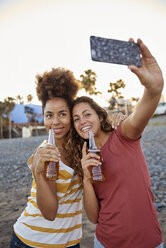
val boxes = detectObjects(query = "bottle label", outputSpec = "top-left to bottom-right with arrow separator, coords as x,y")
88,149 -> 105,183
46,129 -> 59,180
46,161 -> 59,180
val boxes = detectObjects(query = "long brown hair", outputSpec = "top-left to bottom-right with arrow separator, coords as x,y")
70,96 -> 113,171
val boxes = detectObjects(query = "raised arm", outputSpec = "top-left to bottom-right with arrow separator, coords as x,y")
81,142 -> 99,224
121,38 -> 164,139
32,145 -> 60,221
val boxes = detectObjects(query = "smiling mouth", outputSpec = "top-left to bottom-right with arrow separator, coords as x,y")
81,126 -> 93,133
53,128 -> 64,134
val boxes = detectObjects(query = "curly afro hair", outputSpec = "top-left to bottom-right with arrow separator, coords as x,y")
36,67 -> 80,112
35,68 -> 83,177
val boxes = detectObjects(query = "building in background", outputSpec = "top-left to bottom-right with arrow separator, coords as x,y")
11,104 -> 43,124
5,104 -> 46,138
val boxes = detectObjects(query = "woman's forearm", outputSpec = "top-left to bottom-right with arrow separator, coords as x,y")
35,174 -> 58,221
83,179 -> 99,224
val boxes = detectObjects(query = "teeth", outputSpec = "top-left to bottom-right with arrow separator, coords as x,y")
54,128 -> 63,132
81,126 -> 92,132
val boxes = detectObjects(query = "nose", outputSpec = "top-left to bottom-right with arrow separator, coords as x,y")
79,116 -> 86,125
52,115 -> 60,127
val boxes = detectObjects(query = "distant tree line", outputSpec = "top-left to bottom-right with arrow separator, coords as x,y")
79,69 -> 138,106
0,70 -> 139,139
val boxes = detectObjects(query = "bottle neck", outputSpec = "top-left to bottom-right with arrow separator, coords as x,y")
48,129 -> 55,145
89,131 -> 97,149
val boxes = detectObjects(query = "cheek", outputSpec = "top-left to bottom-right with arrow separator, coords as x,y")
44,117 -> 48,126
44,117 -> 50,124
44,118 -> 51,130
73,122 -> 79,132
64,118 -> 71,130
44,124 -> 50,132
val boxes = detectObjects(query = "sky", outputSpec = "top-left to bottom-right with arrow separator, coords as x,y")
0,0 -> 166,107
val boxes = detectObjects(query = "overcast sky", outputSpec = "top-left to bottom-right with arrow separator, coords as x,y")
0,0 -> 166,106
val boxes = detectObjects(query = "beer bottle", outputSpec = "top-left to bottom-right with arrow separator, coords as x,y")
46,129 -> 59,180
88,131 -> 105,183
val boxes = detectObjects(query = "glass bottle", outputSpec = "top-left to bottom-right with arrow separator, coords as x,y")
88,131 -> 105,183
46,129 -> 59,180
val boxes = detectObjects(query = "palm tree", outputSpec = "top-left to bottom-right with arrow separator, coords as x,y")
0,101 -> 6,139
16,95 -> 24,104
27,94 -> 33,103
108,79 -> 126,111
26,94 -> 33,123
80,69 -> 101,96
4,97 -> 15,138
108,79 -> 126,97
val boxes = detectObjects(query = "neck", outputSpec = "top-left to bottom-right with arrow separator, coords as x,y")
54,138 -> 65,149
95,131 -> 111,148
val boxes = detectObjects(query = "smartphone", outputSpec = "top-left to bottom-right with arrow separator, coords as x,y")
90,36 -> 142,67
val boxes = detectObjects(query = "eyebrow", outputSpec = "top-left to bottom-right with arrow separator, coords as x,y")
59,110 -> 68,113
45,111 -> 52,114
73,109 -> 89,117
45,110 -> 68,114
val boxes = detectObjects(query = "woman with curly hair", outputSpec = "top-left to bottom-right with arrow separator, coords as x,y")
10,68 -> 83,248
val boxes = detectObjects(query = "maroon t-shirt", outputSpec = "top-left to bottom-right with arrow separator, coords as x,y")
93,123 -> 163,248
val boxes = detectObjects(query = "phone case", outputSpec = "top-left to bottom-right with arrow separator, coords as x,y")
90,36 -> 141,67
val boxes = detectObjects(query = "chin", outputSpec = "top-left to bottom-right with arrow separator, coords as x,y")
81,132 -> 89,140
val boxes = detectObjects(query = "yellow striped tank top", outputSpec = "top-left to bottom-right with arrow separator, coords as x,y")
13,140 -> 83,248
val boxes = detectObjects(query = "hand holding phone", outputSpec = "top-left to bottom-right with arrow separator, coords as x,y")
90,36 -> 142,67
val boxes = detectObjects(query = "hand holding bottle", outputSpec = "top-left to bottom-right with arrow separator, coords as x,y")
88,131 -> 105,183
32,144 -> 60,179
81,131 -> 105,183
81,142 -> 101,182
46,129 -> 60,180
